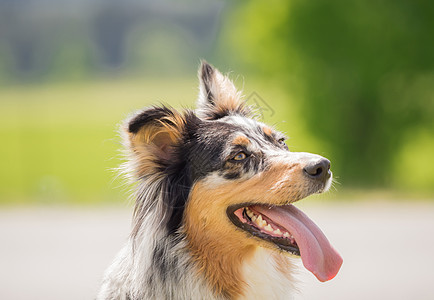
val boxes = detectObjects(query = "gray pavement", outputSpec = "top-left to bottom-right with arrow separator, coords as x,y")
1,201 -> 433,300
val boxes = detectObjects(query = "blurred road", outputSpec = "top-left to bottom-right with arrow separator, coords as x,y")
1,201 -> 433,300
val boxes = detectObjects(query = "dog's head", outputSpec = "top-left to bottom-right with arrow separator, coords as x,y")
124,62 -> 342,296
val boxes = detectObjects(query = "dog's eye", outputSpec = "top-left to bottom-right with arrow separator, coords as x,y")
232,152 -> 248,161
278,138 -> 288,149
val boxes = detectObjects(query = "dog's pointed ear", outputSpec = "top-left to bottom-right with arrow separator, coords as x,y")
124,106 -> 186,177
197,61 -> 250,120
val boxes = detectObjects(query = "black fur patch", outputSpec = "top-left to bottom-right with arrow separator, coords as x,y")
200,61 -> 215,104
223,172 -> 242,180
128,106 -> 178,133
151,238 -> 180,280
203,109 -> 233,121
156,113 -> 199,234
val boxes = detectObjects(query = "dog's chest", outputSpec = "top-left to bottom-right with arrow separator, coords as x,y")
240,248 -> 296,300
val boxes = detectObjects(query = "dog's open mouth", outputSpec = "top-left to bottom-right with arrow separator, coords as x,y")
227,203 -> 343,282
228,205 -> 301,255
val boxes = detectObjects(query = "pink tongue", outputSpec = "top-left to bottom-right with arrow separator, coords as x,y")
253,204 -> 343,282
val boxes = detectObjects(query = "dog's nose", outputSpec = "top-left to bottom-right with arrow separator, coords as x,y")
303,158 -> 331,182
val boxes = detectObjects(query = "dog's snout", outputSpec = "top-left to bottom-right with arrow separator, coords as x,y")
303,158 -> 331,182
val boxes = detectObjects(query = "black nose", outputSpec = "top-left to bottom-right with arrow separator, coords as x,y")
303,158 -> 331,182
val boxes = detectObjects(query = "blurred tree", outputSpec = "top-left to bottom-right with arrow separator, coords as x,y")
92,2 -> 138,69
222,0 -> 434,187
0,1 -> 55,77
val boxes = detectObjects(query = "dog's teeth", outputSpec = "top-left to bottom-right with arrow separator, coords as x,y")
274,228 -> 282,235
264,224 -> 274,232
283,232 -> 290,238
253,214 -> 270,229
254,217 -> 263,227
246,209 -> 254,218
258,216 -> 266,228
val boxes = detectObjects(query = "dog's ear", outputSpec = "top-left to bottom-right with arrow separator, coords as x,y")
197,61 -> 250,120
125,106 -> 186,177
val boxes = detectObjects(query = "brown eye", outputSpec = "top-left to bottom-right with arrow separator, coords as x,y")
233,152 -> 247,161
278,138 -> 288,149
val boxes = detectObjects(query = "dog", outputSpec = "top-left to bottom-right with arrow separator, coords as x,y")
97,62 -> 343,300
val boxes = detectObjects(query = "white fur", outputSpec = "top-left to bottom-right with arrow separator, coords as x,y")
241,248 -> 297,300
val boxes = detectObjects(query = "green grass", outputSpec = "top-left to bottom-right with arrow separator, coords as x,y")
0,78 -> 200,204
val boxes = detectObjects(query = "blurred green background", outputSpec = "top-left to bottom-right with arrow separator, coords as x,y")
1,0 -> 433,205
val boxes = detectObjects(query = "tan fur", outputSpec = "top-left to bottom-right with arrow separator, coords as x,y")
232,136 -> 250,147
127,111 -> 186,178
183,162 -> 309,298
210,71 -> 244,113
184,202 -> 255,298
212,98 -> 247,119
263,126 -> 273,137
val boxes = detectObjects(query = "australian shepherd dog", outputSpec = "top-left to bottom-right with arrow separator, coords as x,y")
97,62 -> 343,300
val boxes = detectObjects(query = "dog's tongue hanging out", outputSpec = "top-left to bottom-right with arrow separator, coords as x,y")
253,204 -> 343,282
